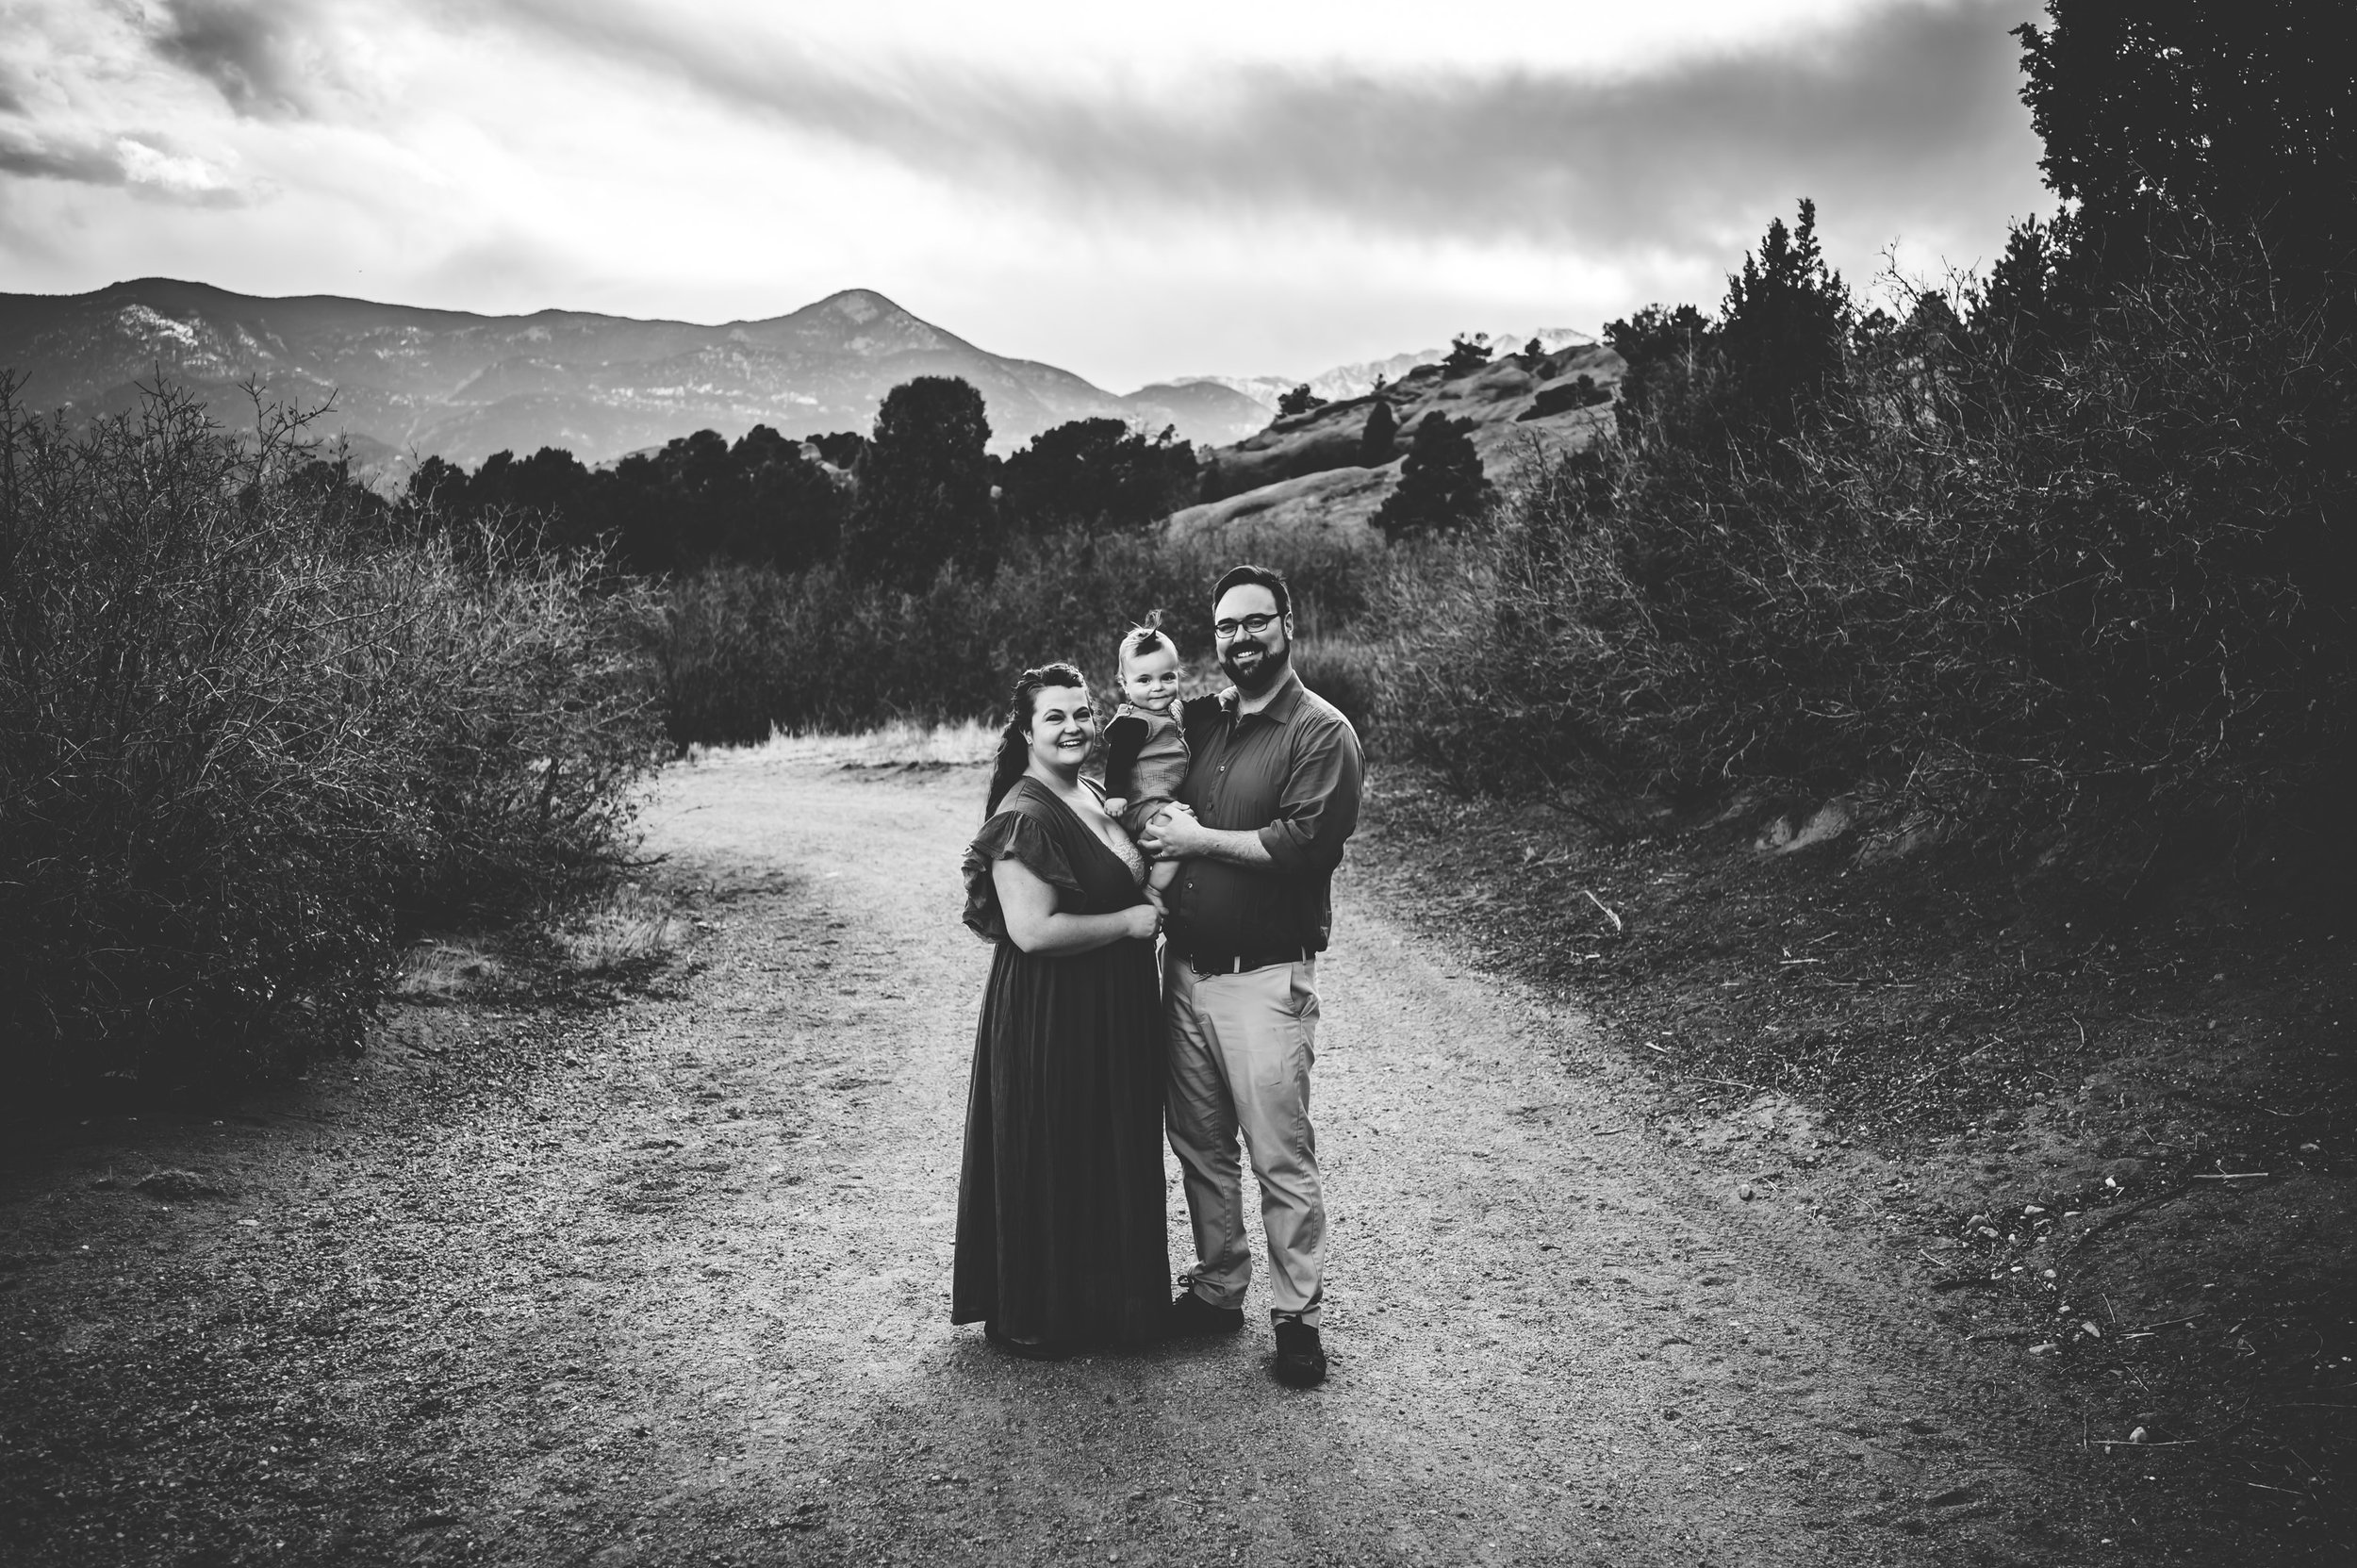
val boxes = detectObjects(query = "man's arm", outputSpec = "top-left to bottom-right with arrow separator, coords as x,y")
1143,715 -> 1362,869
1140,805 -> 1271,867
1253,717 -> 1363,874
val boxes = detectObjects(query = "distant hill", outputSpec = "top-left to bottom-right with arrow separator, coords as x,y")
1176,327 -> 1595,411
1169,341 -> 1624,544
0,280 -> 1270,469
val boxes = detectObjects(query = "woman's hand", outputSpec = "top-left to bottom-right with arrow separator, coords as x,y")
1118,901 -> 1162,942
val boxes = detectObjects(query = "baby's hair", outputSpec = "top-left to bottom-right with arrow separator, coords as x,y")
1117,611 -> 1173,674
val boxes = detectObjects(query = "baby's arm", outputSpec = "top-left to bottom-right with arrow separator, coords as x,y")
1103,713 -> 1149,802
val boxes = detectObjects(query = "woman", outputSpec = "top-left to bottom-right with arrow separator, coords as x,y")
954,663 -> 1170,1357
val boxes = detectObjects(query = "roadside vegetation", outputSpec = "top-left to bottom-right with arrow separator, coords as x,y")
0,383 -> 662,1096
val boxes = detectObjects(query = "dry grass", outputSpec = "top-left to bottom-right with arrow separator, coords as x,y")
553,883 -> 690,974
389,940 -> 507,1001
696,718 -> 997,768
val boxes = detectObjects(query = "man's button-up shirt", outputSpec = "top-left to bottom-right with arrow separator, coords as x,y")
1167,671 -> 1364,957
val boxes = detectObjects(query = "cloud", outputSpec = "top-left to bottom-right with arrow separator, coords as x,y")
0,124 -> 254,206
149,0 -> 322,119
0,127 -> 124,184
0,58 -> 31,117
115,137 -> 254,205
483,0 -> 2042,259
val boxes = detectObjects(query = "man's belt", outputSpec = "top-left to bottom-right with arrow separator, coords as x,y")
1181,946 -> 1310,977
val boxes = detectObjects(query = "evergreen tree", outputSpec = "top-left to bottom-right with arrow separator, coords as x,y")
840,376 -> 997,590
1372,414 -> 1492,540
2015,1 -> 2353,274
1442,333 -> 1493,376
1717,198 -> 1852,431
1359,398 -> 1398,466
1277,384 -> 1327,418
999,417 -> 1196,535
1602,303 -> 1714,432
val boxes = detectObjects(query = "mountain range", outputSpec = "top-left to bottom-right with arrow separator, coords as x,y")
0,280 -> 1279,469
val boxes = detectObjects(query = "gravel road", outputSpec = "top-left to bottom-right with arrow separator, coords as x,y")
2,751 -> 2135,1564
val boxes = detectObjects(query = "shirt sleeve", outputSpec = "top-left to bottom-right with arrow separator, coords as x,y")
1254,715 -> 1363,874
962,806 -> 1081,942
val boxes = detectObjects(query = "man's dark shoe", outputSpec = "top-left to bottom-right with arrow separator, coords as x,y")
1165,1290 -> 1245,1338
1272,1318 -> 1327,1388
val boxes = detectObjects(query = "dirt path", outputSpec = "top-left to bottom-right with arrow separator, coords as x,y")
3,753 -> 2147,1564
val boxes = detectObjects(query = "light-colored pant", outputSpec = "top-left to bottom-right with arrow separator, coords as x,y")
1163,952 -> 1325,1327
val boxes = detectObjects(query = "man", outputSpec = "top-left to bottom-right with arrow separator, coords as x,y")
1140,564 -> 1363,1389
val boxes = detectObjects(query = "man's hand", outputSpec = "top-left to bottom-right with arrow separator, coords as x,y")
1140,803 -> 1275,869
1138,804 -> 1200,859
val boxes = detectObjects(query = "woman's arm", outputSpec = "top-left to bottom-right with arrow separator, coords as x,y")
993,856 -> 1160,955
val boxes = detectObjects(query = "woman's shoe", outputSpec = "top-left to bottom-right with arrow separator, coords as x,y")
983,1321 -> 1068,1361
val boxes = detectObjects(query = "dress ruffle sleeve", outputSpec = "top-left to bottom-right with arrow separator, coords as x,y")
962,805 -> 1084,942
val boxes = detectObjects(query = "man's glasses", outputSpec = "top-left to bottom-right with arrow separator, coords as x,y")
1213,612 -> 1281,640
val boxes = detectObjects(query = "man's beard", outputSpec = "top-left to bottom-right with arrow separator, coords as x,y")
1220,637 -> 1291,695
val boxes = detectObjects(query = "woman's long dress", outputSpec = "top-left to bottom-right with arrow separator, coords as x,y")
953,777 -> 1169,1347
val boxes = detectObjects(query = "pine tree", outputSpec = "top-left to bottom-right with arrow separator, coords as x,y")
1442,333 -> 1493,376
839,376 -> 997,590
1359,398 -> 1398,466
1717,198 -> 1852,430
1371,414 -> 1492,540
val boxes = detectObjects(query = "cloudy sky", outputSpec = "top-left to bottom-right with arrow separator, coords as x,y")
0,0 -> 2050,389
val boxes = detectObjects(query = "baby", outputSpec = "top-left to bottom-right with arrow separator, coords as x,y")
1100,620 -> 1189,898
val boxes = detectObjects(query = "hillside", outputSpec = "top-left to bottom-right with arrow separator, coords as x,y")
1169,341 -> 1623,541
0,281 -> 1270,467
1178,326 -> 1594,410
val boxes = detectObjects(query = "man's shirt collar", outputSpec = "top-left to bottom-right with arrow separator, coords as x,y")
1218,670 -> 1305,727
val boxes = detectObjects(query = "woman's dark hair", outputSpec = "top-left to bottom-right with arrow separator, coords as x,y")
986,661 -> 1088,815
1212,562 -> 1290,619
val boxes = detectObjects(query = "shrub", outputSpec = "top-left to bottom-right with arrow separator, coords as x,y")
0,382 -> 662,1092
653,521 -> 1376,743
1291,639 -> 1380,744
1376,227 -> 2357,844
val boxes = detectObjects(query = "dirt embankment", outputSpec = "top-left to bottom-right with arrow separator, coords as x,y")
1359,769 -> 2355,1560
0,747 -> 2332,1565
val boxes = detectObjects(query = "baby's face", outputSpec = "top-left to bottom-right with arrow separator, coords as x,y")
1120,646 -> 1181,713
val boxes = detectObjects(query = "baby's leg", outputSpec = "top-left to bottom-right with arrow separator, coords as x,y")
1148,856 -> 1180,895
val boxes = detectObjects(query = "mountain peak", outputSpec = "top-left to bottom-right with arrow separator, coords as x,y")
813,288 -> 905,325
